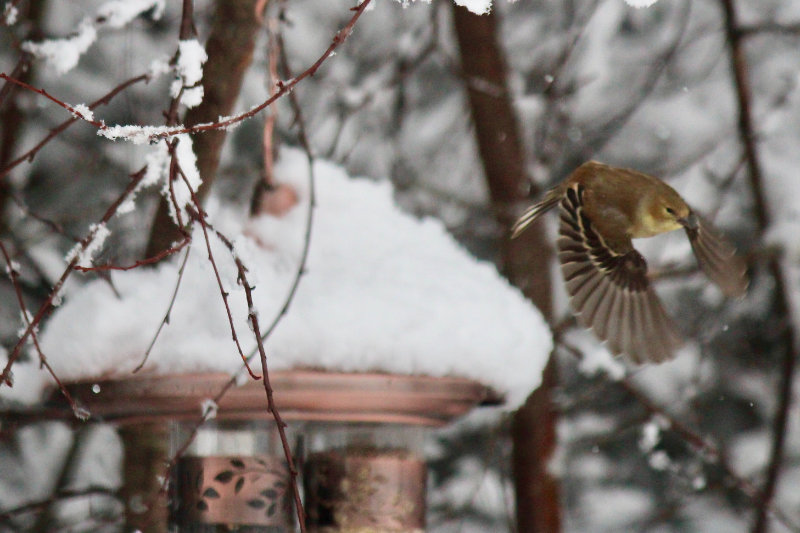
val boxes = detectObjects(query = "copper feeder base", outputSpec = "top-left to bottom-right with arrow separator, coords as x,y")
51,371 -> 500,532
57,369 -> 500,426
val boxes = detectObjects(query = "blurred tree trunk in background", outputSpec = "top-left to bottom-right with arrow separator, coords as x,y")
719,2 -> 799,532
0,0 -> 48,232
451,5 -> 560,532
146,0 -> 261,256
119,423 -> 169,532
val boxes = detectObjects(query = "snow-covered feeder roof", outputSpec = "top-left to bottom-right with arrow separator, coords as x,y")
35,148 -> 552,410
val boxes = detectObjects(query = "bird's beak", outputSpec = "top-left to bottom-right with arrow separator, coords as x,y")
678,213 -> 698,230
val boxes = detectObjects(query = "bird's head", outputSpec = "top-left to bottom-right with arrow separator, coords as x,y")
636,184 -> 694,237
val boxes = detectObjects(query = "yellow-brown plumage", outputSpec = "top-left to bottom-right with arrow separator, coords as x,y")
512,161 -> 748,364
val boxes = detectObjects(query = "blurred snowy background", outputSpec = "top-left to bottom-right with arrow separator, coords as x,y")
2,0 -> 800,531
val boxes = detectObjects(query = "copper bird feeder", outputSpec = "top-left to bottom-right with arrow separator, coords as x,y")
61,369 -> 499,532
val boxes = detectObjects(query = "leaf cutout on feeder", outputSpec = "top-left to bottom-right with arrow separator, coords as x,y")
267,502 -> 277,517
230,458 -> 245,469
196,500 -> 208,511
202,487 -> 221,499
247,498 -> 266,509
261,489 -> 278,500
234,477 -> 245,494
214,470 -> 234,483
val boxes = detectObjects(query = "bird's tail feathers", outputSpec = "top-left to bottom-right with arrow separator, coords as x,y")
511,188 -> 562,238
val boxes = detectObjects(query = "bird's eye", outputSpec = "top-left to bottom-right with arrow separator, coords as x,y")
665,207 -> 675,215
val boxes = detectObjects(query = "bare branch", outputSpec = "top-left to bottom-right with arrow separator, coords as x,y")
0,241 -> 85,418
107,0 -> 374,144
737,22 -> 800,37
0,73 -> 107,129
133,244 -> 192,373
73,238 -> 190,273
0,167 -> 149,399
558,339 -> 800,532
173,157 -> 261,381
719,2 -> 799,532
0,486 -> 119,523
0,73 -> 150,180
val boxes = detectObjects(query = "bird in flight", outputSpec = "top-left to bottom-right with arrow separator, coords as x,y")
512,161 -> 748,364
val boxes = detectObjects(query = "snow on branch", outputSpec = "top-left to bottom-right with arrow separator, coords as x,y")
96,0 -> 165,28
171,39 -> 208,109
97,124 -> 181,144
623,0 -> 660,7
95,0 -> 375,144
64,223 -> 111,269
166,135 -> 202,226
20,20 -> 97,76
2,1 -> 18,26
451,0 -> 492,15
399,0 -> 494,15
20,0 -> 165,75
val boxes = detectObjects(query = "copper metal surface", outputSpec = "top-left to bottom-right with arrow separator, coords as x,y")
304,448 -> 426,533
173,455 -> 291,528
57,370 -> 500,426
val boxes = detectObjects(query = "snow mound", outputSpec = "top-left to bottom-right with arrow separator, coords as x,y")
34,148 -> 551,410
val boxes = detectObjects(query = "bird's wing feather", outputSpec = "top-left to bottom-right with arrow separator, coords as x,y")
685,214 -> 748,298
558,184 -> 683,364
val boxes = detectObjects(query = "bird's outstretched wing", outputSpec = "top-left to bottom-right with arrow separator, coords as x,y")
558,184 -> 683,364
685,214 -> 748,298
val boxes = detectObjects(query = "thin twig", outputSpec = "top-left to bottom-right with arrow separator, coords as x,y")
622,377 -> 799,531
0,0 -> 372,148
106,0 -> 373,143
737,22 -> 800,37
532,1 -> 600,170
323,4 -> 440,161
133,242 -> 192,373
584,0 -> 692,160
73,238 -> 190,273
255,0 -> 318,349
171,154 -> 260,380
194,213 -> 306,528
0,73 -> 150,179
0,486 -> 119,523
0,53 -> 32,108
0,73 -> 107,129
127,0 -> 198,375
0,167 -> 149,395
0,241 -> 85,418
558,339 -> 800,532
7,192 -> 77,240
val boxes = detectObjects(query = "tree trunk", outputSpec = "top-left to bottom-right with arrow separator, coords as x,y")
146,0 -> 261,256
451,5 -> 561,532
119,422 -> 169,532
0,0 -> 49,232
